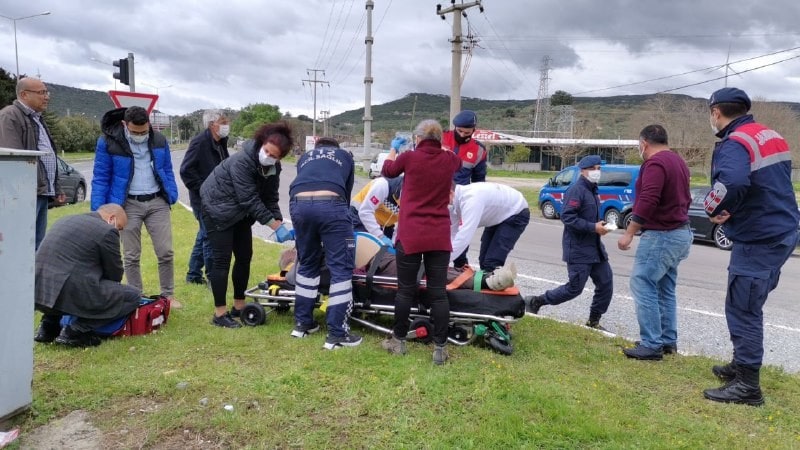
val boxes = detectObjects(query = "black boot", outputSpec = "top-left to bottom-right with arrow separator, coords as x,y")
711,360 -> 737,382
34,315 -> 62,343
54,326 -> 102,348
525,295 -> 546,314
703,364 -> 764,406
585,313 -> 606,331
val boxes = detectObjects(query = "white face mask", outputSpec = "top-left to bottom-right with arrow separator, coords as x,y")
259,149 -> 277,166
130,133 -> 148,144
709,115 -> 719,134
218,124 -> 230,138
587,169 -> 601,183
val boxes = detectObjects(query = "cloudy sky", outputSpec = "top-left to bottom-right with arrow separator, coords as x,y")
2,1 -> 800,117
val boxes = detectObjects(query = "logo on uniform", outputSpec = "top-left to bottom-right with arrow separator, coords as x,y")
466,151 -> 474,159
370,195 -> 379,205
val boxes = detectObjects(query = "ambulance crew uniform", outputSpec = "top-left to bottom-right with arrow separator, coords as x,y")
702,87 -> 799,405
289,138 -> 358,350
350,175 -> 403,244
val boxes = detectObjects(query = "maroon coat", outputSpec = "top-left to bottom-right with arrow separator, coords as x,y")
382,138 -> 461,254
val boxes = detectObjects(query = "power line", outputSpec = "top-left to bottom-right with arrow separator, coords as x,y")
658,53 -> 800,93
313,0 -> 338,69
320,0 -> 355,71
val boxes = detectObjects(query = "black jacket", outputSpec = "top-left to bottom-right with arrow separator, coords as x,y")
560,176 -> 608,263
180,128 -> 229,208
200,142 -> 282,232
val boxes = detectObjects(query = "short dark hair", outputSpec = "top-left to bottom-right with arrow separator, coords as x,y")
315,137 -> 340,148
253,122 -> 294,157
639,124 -> 669,145
712,102 -> 748,119
123,106 -> 149,126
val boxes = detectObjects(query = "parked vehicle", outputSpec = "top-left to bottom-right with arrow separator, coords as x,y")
538,164 -> 640,226
368,151 -> 390,179
49,157 -> 86,208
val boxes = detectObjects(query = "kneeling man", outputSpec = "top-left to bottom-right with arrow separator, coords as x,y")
34,204 -> 142,347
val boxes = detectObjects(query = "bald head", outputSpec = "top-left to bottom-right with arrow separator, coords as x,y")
97,203 -> 127,230
16,77 -> 50,112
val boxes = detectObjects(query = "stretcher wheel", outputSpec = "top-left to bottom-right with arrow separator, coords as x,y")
486,332 -> 513,356
241,303 -> 267,326
274,302 -> 291,313
409,318 -> 434,344
449,326 -> 470,344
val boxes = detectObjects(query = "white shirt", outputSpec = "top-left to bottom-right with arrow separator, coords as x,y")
450,182 -> 529,261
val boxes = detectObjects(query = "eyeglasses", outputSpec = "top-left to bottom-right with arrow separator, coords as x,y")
24,89 -> 50,96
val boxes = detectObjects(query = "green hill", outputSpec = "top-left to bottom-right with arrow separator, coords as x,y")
47,84 -> 116,121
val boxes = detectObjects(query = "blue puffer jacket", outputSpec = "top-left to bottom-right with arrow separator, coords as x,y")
560,176 -> 608,263
91,107 -> 179,210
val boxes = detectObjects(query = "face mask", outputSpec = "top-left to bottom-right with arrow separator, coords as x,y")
129,132 -> 148,144
218,124 -> 230,138
453,132 -> 471,145
259,149 -> 277,166
587,170 -> 601,183
709,115 -> 719,134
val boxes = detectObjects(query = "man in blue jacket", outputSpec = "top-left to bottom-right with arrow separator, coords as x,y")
91,106 -> 180,308
526,155 -> 613,329
701,87 -> 800,406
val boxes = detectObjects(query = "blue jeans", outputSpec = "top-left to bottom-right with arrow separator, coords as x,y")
726,232 -> 798,367
187,205 -> 212,281
629,227 -> 693,350
290,198 -> 355,337
35,196 -> 49,250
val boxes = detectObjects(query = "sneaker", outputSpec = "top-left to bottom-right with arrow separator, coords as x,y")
230,306 -> 242,318
211,312 -> 241,328
54,326 -> 102,348
381,335 -> 407,355
525,295 -> 546,314
323,333 -> 363,350
433,344 -> 449,365
291,321 -> 321,338
623,344 -> 663,361
485,262 -> 517,290
585,319 -> 608,331
635,340 -> 677,354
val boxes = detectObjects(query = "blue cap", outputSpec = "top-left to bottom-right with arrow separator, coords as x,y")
578,155 -> 602,169
453,110 -> 477,128
708,87 -> 751,111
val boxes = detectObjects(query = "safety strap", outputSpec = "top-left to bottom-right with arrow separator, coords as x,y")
473,270 -> 484,292
446,266 -> 475,290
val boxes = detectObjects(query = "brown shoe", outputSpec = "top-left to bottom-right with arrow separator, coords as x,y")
166,296 -> 183,309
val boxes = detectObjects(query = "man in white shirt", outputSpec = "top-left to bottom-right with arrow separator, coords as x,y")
449,182 -> 530,288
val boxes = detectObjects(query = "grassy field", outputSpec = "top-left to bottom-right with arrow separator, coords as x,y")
9,203 -> 800,448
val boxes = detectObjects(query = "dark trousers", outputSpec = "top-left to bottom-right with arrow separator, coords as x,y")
206,218 -> 253,307
187,200 -> 212,281
478,208 -> 530,271
393,242 -> 450,345
290,198 -> 355,337
544,260 -> 613,318
726,232 -> 797,368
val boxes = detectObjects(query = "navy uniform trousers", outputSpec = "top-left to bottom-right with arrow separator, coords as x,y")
290,197 -> 355,337
726,231 -> 798,368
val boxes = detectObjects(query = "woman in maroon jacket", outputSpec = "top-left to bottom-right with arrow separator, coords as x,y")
381,120 -> 462,364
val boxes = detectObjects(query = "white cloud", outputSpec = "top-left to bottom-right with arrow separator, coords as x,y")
2,0 -> 799,117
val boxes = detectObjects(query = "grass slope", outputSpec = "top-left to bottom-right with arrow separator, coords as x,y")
12,204 -> 800,448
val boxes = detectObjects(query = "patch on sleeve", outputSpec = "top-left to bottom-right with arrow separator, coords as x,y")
703,182 -> 727,215
369,195 -> 380,205
567,199 -> 580,208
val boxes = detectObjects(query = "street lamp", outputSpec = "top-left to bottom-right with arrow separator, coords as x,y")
0,11 -> 51,80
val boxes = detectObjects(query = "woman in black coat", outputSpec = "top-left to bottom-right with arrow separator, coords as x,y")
200,123 -> 294,328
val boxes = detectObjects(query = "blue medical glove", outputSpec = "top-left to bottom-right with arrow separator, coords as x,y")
379,235 -> 396,255
275,224 -> 293,243
391,136 -> 408,151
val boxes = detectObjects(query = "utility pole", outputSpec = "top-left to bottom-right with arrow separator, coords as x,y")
436,1 -> 483,126
320,110 -> 330,136
363,0 -> 375,154
302,69 -> 328,137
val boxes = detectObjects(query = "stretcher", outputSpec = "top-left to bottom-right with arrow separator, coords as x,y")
243,233 -> 526,355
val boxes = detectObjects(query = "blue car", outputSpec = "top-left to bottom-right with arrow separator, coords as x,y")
538,164 -> 640,226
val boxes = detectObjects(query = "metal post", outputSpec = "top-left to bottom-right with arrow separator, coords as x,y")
436,2 -> 482,127
127,52 -> 135,92
363,0 -> 374,154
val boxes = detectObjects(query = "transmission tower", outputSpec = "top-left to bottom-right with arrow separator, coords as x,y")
532,56 -> 551,136
552,105 -> 575,138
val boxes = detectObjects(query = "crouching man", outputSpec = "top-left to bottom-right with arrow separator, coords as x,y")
34,204 -> 142,347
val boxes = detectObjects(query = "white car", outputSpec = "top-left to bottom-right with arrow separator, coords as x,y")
368,152 -> 390,179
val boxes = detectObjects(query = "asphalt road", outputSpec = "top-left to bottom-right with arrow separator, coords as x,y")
70,151 -> 800,373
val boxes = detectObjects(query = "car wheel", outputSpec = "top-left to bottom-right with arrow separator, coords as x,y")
73,183 -> 86,204
604,208 -> 620,227
622,212 -> 633,230
713,224 -> 733,250
541,201 -> 557,219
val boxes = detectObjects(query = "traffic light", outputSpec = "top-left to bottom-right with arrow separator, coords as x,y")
113,57 -> 130,85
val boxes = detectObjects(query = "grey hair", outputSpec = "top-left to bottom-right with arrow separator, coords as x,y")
202,109 -> 226,128
413,119 -> 443,142
15,77 -> 35,96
